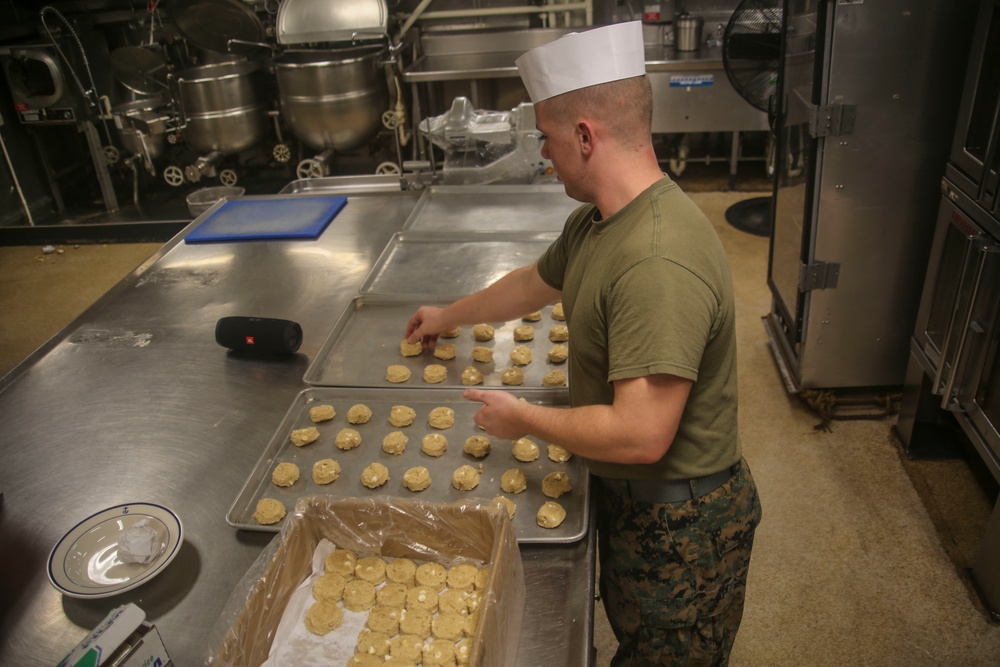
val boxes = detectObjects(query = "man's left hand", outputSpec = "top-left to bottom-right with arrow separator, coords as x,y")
463,388 -> 526,439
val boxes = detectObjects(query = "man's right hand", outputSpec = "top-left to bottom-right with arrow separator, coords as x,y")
405,306 -> 451,347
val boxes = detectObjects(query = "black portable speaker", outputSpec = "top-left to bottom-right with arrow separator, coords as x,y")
215,316 -> 302,354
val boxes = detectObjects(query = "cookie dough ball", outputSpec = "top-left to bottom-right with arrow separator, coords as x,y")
390,634 -> 425,663
399,608 -> 432,639
501,468 -> 527,494
473,568 -> 489,591
551,302 -> 566,321
456,639 -> 472,666
461,366 -> 484,386
343,579 -> 377,612
423,364 -> 448,383
382,431 -> 410,456
271,462 -> 299,487
290,426 -> 319,447
473,324 -> 495,341
428,406 -> 455,429
386,558 -> 417,586
367,606 -> 402,635
415,562 -> 448,591
361,462 -> 389,489
510,345 -> 533,366
347,656 -> 383,667
463,435 -> 492,458
440,326 -> 461,338
549,325 -> 569,342
406,585 -> 439,611
522,310 -> 542,322
513,437 -> 540,462
313,572 -> 347,602
451,464 -> 481,491
494,494 -> 516,519
389,405 -> 417,427
309,404 -> 336,422
356,629 -> 392,658
432,611 -> 468,640
542,369 -> 567,387
304,600 -> 343,635
347,404 -> 373,424
424,640 -> 457,667
513,325 -> 535,341
336,427 -> 362,450
421,433 -> 448,457
536,501 -> 567,528
312,458 -> 342,484
252,498 -> 285,525
386,364 -> 412,383
548,443 -> 573,462
501,367 -> 524,386
447,563 -> 478,592
433,344 -> 457,360
471,346 -> 494,363
402,466 -> 431,492
400,339 -> 423,357
326,549 -> 357,576
439,589 -> 469,614
464,610 -> 481,637
547,344 -> 569,363
382,432 -> 408,455
378,582 -> 408,607
542,471 -> 572,498
356,556 -> 387,584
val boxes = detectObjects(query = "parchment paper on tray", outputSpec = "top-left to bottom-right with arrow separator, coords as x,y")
304,295 -> 570,390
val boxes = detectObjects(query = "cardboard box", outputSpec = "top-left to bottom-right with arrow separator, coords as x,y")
207,496 -> 524,667
58,603 -> 170,667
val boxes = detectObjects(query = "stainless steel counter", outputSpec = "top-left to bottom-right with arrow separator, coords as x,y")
0,180 -> 596,665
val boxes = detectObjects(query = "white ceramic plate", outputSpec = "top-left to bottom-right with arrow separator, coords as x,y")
47,502 -> 183,599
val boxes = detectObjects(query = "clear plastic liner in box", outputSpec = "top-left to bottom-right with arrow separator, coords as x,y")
205,495 -> 524,667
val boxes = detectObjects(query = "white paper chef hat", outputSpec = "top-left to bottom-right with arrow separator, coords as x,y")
515,21 -> 647,104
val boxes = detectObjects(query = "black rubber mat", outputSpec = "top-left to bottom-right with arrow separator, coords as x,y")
725,196 -> 773,237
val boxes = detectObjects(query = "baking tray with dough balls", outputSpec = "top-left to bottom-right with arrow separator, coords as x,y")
304,295 -> 572,390
227,386 -> 588,544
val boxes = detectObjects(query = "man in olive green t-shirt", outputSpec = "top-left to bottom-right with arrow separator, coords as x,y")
405,22 -> 761,667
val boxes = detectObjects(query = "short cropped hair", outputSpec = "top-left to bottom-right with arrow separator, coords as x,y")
541,75 -> 653,148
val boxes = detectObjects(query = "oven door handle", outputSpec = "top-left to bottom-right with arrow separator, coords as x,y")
932,235 -> 976,395
940,237 -> 997,410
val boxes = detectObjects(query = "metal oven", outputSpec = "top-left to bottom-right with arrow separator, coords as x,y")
0,43 -> 91,124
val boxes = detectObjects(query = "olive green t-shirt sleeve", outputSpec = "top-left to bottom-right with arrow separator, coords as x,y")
606,257 -> 719,384
537,231 -> 568,291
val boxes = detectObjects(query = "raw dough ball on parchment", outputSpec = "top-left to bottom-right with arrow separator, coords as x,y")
271,462 -> 299,487
402,466 -> 431,492
252,498 -> 285,525
432,611 -> 468,640
494,494 -> 516,519
424,640 -> 458,667
513,325 -> 535,341
440,326 -> 461,338
343,579 -> 377,612
551,302 -> 565,321
405,585 -> 439,611
289,426 -> 319,447
347,403 -> 373,424
513,437 -> 540,462
309,404 -> 336,422
303,600 -> 342,635
522,310 -> 542,322
463,435 -> 492,458
548,443 -> 573,462
439,588 -> 469,614
543,369 -> 567,387
471,346 -> 494,363
501,367 -> 524,386
549,324 -> 569,342
325,548 -> 357,577
356,555 -> 387,584
542,471 -> 572,498
510,345 -> 533,366
415,562 -> 448,591
387,364 -> 412,383
447,563 -> 478,591
399,608 -> 432,639
428,406 -> 455,429
386,558 -> 418,586
361,462 -> 389,489
312,458 -> 341,484
382,431 -> 409,455
422,433 -> 448,457
400,339 -> 423,357
313,572 -> 347,602
389,405 -> 417,427
336,428 -> 362,450
423,364 -> 448,383
378,582 -> 408,607
536,500 -> 567,528
500,468 -> 527,494
451,464 -> 481,491
547,344 -> 569,363
473,324 -> 495,341
461,366 -> 484,386
433,344 -> 457,360
366,606 -> 401,635
347,655 -> 384,667
391,634 -> 425,662
356,628 -> 391,658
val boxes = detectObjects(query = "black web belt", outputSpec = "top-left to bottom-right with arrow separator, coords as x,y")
599,464 -> 738,504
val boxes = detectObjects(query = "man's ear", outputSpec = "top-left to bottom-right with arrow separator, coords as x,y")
576,120 -> 595,156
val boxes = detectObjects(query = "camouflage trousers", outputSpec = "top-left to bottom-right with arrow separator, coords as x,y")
596,459 -> 762,667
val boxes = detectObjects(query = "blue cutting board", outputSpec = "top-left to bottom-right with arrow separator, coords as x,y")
184,195 -> 348,243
